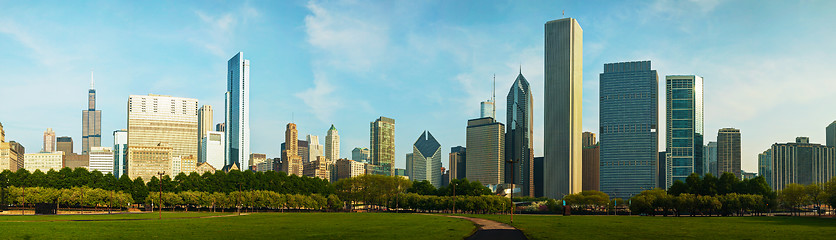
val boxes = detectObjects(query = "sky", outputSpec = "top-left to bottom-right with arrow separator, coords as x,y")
2,0 -> 836,173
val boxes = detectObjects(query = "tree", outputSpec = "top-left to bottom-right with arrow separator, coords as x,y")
804,183 -> 826,215
408,180 -> 437,196
779,183 -> 807,215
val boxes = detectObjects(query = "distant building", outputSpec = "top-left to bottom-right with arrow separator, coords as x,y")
658,151 -> 667,189
304,156 -> 331,181
665,75 -> 704,186
225,52 -> 251,170
215,123 -> 225,132
88,147 -> 114,174
127,94 -> 199,180
582,142 -> 599,192
335,158 -> 365,181
411,131 -> 442,187
221,162 -> 240,173
43,128 -> 56,153
741,171 -> 757,180
82,74 -> 102,154
449,146 -> 466,181
282,123 -> 303,176
364,163 -> 391,176
195,162 -> 216,175
198,105 -> 213,164
24,152 -> 63,172
201,131 -> 225,171
56,136 -> 73,155
180,155 -> 197,174
582,132 -> 596,149
395,168 -> 407,177
370,116 -> 395,175
0,124 -> 25,171
466,117 -> 505,185
307,135 -> 324,163
441,167 -> 449,187
758,149 -> 773,188
533,157 -> 544,197
249,153 -> 267,170
717,128 -> 741,178
325,125 -> 340,161
827,121 -> 836,147
352,147 -> 369,162
405,153 -> 413,178
127,144 -> 172,182
768,137 -> 836,191
705,142 -> 718,176
481,100 -> 495,119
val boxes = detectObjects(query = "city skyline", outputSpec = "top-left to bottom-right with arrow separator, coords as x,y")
3,1 -> 836,173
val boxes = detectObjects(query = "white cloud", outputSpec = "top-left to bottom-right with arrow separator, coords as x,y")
294,72 -> 341,122
304,0 -> 389,73
191,5 -> 260,57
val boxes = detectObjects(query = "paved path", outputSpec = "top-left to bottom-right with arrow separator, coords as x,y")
446,215 -> 527,240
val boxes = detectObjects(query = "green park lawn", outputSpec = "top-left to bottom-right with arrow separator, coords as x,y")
467,214 -> 836,239
0,212 -> 475,240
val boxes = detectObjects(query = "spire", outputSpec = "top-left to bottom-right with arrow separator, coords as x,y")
90,70 -> 95,89
492,74 -> 495,103
329,124 -> 337,131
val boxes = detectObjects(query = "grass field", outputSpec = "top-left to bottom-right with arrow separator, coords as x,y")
467,214 -> 836,239
0,212 -> 474,239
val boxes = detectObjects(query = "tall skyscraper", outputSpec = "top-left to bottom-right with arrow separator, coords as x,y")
352,147 -> 369,162
198,105 -> 213,163
480,101 -> 495,119
665,75 -> 704,187
466,117 -> 505,185
405,153 -> 414,178
370,116 -> 395,175
89,146 -> 114,174
506,71 -> 534,196
113,130 -> 128,178
215,123 -> 226,132
449,146 -> 466,181
705,141 -> 718,176
827,121 -> 836,147
533,157 -> 544,197
411,131 -> 442,187
43,128 -> 55,153
717,128 -> 741,178
225,52 -> 250,170
599,61 -> 658,199
201,131 -> 225,170
56,136 -> 73,154
325,124 -> 340,161
758,148 -> 772,188
544,18 -> 583,199
282,123 -> 303,176
307,135 -> 324,163
127,94 -> 199,179
82,72 -> 101,154
769,137 -> 835,191
582,142 -> 599,191
582,132 -> 596,148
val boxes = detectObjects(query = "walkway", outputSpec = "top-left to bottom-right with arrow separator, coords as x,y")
447,215 -> 527,240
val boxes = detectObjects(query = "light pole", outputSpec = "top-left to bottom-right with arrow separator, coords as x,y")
21,185 -> 25,216
452,181 -> 456,215
506,158 -> 518,223
157,171 -> 165,220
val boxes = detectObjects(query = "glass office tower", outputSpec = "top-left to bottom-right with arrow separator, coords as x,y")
665,75 -> 704,187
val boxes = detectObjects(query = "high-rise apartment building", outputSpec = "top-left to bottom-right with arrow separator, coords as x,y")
307,135 -> 324,163
411,131 -> 442,187
665,75 -> 704,187
581,132 -> 599,191
758,148 -> 772,188
282,123 -> 303,176
89,146 -> 114,174
57,136 -> 73,154
326,125 -> 340,161
705,142 -> 718,176
43,128 -> 55,153
200,131 -> 225,169
827,121 -> 836,147
466,117 -> 505,185
335,158 -> 365,181
449,146 -> 466,181
717,128 -> 741,178
113,130 -> 128,178
225,52 -> 250,169
128,144 -> 173,182
599,61 -> 658,199
24,152 -> 63,172
506,71 -> 534,196
198,105 -> 213,164
352,147 -> 369,162
82,73 -> 101,154
544,18 -> 583,199
127,94 -> 198,180
370,116 -> 395,175
769,137 -> 836,191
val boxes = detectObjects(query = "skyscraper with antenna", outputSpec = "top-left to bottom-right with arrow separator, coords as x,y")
480,74 -> 496,119
82,70 -> 102,154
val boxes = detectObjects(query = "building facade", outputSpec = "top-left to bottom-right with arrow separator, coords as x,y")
544,17 -> 583,199
449,146 -> 466,181
89,146 -> 114,174
665,75 -> 704,187
82,74 -> 102,154
335,158 -> 365,181
43,128 -> 55,153
127,94 -> 198,180
198,105 -> 213,164
370,116 -> 395,175
282,123 -> 303,176
717,128 -> 741,178
57,136 -> 73,154
533,157 -> 544,197
127,144 -> 173,182
307,135 -> 324,163
352,147 -> 369,162
113,130 -> 128,178
582,137 -> 599,192
599,61 -> 658,199
411,131 -> 442,187
758,149 -> 773,188
326,124 -> 340,161
506,71 -> 534,196
24,152 -> 63,172
827,121 -> 836,147
769,137 -> 836,191
249,153 -> 267,170
705,142 -> 718,176
225,52 -> 251,169
466,117 -> 505,185
304,156 -> 331,181
201,131 -> 225,170
1,129 -> 24,172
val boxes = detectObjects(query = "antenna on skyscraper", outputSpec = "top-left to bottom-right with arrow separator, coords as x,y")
492,74 -> 495,103
90,70 -> 95,89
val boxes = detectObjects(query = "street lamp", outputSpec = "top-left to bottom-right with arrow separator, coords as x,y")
157,171 -> 165,220
505,158 -> 518,223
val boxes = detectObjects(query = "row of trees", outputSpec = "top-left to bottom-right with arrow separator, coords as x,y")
668,173 -> 772,197
393,193 -> 512,214
777,181 -> 836,215
629,189 -> 774,216
143,190 -> 343,212
408,178 -> 494,196
2,186 -> 133,210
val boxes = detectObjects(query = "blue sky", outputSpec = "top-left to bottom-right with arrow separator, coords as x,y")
2,0 -> 835,173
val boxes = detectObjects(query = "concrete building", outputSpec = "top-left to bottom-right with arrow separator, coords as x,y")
63,153 -> 88,169
599,61 -> 658,199
325,124 -> 340,161
43,128 -> 55,153
304,156 -> 331,181
506,71 -> 534,196
758,149 -> 773,187
24,152 -> 63,172
582,132 -> 596,149
544,17 -> 583,199
717,128 -> 741,178
57,136 -> 73,155
395,168 -> 407,177
82,73 -> 102,154
335,158 -> 366,181
201,131 -> 225,170
249,153 -> 267,170
198,105 -> 213,164
196,162 -> 216,175
88,146 -> 114,174
370,116 -> 395,175
449,146 -> 466,181
582,136 -> 599,192
282,123 -> 303,176
180,155 -> 197,174
127,94 -> 198,179
768,137 -> 836,191
410,131 -> 442,187
466,117 -> 505,185
705,142 -> 718,176
225,52 -> 251,170
113,130 -> 128,178
352,147 -> 369,162
665,75 -> 704,187
0,126 -> 25,171
307,135 -> 324,163
127,144 -> 173,182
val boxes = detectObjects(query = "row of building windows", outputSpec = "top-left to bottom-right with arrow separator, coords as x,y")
600,93 -> 656,100
601,124 -> 656,134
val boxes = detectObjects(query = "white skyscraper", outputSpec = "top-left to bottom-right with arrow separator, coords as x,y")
113,129 -> 128,178
225,52 -> 250,170
325,124 -> 340,161
43,128 -> 55,153
202,131 -> 225,170
307,135 -> 324,163
89,146 -> 114,174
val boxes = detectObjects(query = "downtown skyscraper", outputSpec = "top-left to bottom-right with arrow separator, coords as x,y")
717,128 -> 741,178
505,71 -> 534,196
599,61 -> 658,199
325,124 -> 340,161
82,72 -> 101,154
410,131 -> 442,187
225,52 -> 250,169
665,75 -> 704,187
544,17 -> 583,199
370,116 -> 395,175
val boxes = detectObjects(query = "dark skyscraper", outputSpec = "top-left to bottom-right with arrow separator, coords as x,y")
506,71 -> 534,196
82,72 -> 101,154
449,146 -> 466,181
717,128 -> 741,178
56,136 -> 73,154
599,61 -> 658,199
